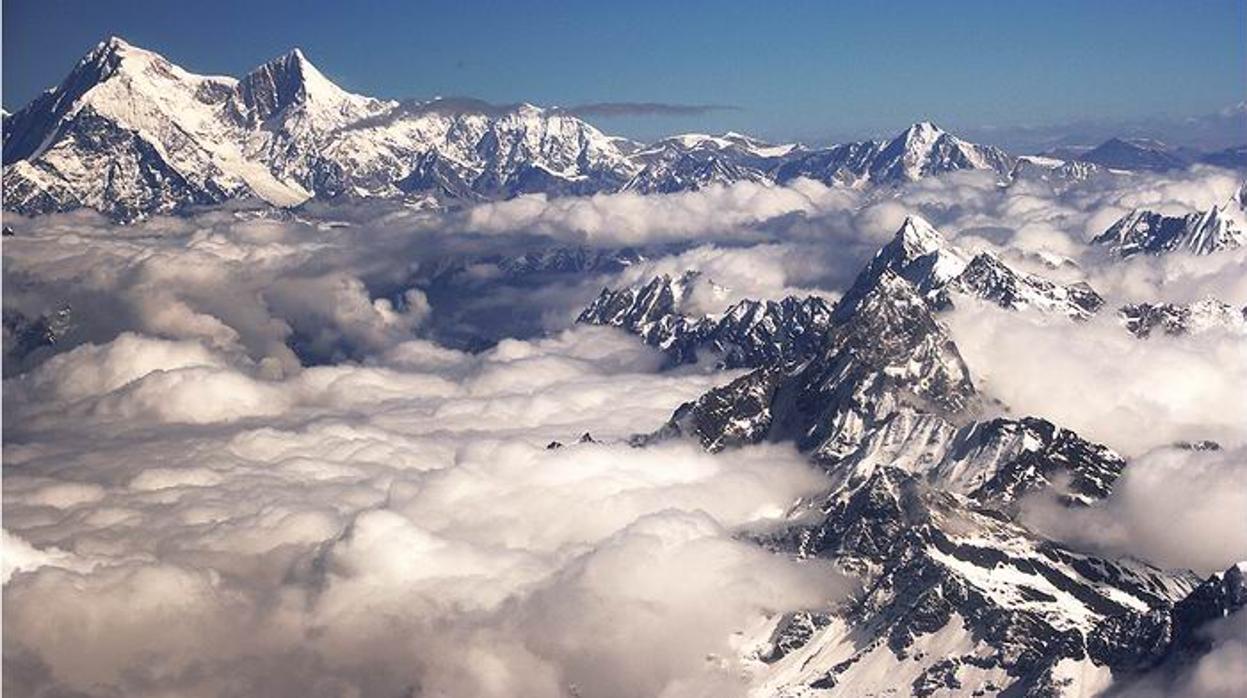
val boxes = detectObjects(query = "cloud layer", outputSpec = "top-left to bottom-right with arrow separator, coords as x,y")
3,326 -> 845,697
5,163 -> 1246,695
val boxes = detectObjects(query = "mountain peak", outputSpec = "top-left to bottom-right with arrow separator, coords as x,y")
1082,136 -> 1185,171
898,121 -> 947,145
1094,205 -> 1245,257
907,120 -> 944,134
74,35 -> 156,78
100,35 -> 134,52
270,47 -> 325,82
895,214 -> 948,252
236,46 -> 363,122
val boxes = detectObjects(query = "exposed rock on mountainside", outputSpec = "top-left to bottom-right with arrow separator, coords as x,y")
578,272 -> 835,368
1120,297 -> 1247,338
1093,206 -> 1245,257
776,121 -> 1016,187
3,40 -> 1040,220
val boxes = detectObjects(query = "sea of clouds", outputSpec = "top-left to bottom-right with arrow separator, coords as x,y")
4,168 -> 1246,696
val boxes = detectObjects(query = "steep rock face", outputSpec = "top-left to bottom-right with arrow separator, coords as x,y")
749,468 -> 1197,698
704,296 -> 837,368
3,106 -> 238,220
1,38 -> 309,218
595,213 -> 1236,698
231,48 -> 395,194
657,281 -> 1123,509
840,215 -> 970,305
1120,297 -> 1247,338
842,216 -> 1104,319
1088,563 -> 1246,692
622,132 -> 797,193
1093,206 -> 1245,257
576,272 -> 703,358
577,272 -> 836,368
776,122 -> 1016,187
950,252 -> 1103,319
664,271 -> 978,459
846,415 -> 1126,510
1163,564 -> 1247,662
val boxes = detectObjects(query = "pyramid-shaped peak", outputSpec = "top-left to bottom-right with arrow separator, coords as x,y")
237,46 -> 362,121
101,36 -> 135,52
833,266 -> 931,323
77,35 -> 162,72
89,35 -> 146,58
900,121 -> 947,140
876,122 -> 955,164
894,215 -> 952,252
262,46 -> 327,82
899,213 -> 938,233
270,47 -> 326,78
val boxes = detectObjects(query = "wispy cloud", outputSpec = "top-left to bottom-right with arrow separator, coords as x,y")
563,102 -> 740,118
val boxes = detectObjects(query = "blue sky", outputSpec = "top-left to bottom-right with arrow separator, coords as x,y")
3,0 -> 1244,143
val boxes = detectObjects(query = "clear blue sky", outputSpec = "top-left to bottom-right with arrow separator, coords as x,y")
3,0 -> 1244,142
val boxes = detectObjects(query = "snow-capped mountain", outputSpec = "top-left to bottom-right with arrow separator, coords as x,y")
622,132 -> 799,193
2,38 -> 1042,221
627,238 -> 1235,696
776,122 -> 1016,187
578,271 -> 836,368
230,48 -> 396,194
5,37 -> 1241,223
2,37 -> 302,220
646,263 -> 1122,499
842,215 -> 1104,319
1093,205 -> 1246,257
318,99 -> 639,200
1,38 -> 638,218
580,217 -> 1103,382
949,252 -> 1104,318
657,269 -> 979,461
747,466 -> 1207,697
1120,297 -> 1247,338
1008,155 -> 1113,191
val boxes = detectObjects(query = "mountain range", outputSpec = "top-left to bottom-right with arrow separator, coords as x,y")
4,37 -> 1244,221
576,215 -> 1246,695
1041,137 -> 1246,172
5,36 -> 1246,698
1092,205 -> 1246,258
